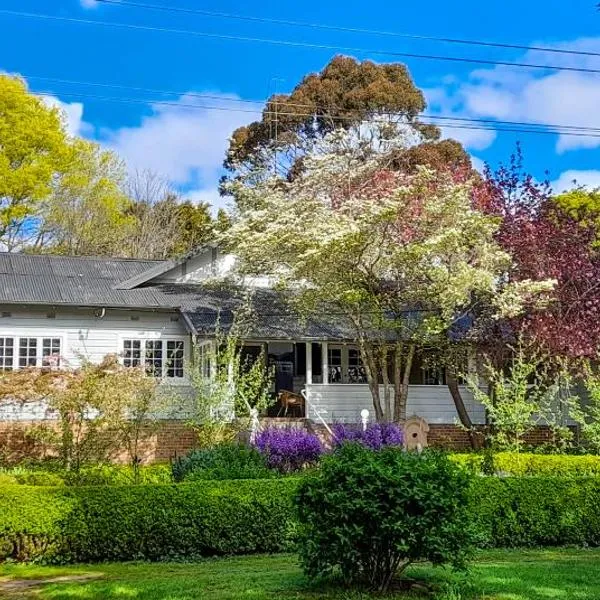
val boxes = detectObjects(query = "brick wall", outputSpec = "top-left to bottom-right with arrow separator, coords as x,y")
0,420 -> 198,466
0,419 -> 578,465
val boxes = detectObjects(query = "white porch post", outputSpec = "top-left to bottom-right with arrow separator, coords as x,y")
305,342 -> 312,385
322,341 -> 329,385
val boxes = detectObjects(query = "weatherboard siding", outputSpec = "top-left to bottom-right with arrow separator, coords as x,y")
305,384 -> 486,424
0,306 -> 193,421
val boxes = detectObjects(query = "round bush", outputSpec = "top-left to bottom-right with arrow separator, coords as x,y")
296,444 -> 475,591
255,427 -> 323,473
172,443 -> 273,482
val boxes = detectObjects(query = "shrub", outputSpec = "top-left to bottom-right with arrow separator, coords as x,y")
172,443 -> 272,482
471,476 -> 600,547
296,444 -> 474,591
450,452 -> 600,477
332,422 -> 403,450
255,427 -> 323,473
0,479 -> 299,563
3,474 -> 600,564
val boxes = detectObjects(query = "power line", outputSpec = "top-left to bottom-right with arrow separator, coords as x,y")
19,73 -> 600,135
93,0 -> 600,60
24,87 -> 600,140
4,9 -> 600,76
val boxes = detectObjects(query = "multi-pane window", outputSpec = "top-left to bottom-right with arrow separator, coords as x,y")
0,338 -> 14,370
42,338 -> 61,367
123,340 -> 141,367
19,338 -> 37,368
122,339 -> 185,379
347,348 -> 367,383
166,341 -> 184,378
145,340 -> 163,377
328,347 -> 342,383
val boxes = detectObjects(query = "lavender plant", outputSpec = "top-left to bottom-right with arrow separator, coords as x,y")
255,427 -> 323,473
332,422 -> 404,450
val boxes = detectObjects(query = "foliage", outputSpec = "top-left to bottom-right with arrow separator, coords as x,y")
0,479 -> 298,563
254,427 -> 323,473
450,452 -> 600,476
332,422 -> 403,449
186,332 -> 274,448
472,476 -> 600,548
3,475 -> 600,564
572,365 -> 600,454
0,355 -> 161,475
0,464 -> 172,486
477,151 -> 600,361
171,443 -> 272,482
467,343 -> 575,452
33,139 -> 134,256
224,56 -> 471,185
0,75 -> 71,251
226,149 -> 545,422
296,445 -> 474,591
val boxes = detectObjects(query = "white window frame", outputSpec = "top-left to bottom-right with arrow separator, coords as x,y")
0,334 -> 65,370
118,334 -> 189,381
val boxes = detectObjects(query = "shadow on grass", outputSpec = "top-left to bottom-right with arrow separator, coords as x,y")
5,550 -> 600,600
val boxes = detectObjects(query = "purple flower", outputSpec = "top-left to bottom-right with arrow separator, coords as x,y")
332,422 -> 404,450
255,427 -> 323,473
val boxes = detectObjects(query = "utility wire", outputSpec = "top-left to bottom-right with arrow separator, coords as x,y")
93,0 -> 600,60
19,73 -> 600,134
4,9 -> 600,75
24,87 -> 600,139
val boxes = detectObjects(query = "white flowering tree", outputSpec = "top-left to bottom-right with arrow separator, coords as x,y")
223,129 -> 550,423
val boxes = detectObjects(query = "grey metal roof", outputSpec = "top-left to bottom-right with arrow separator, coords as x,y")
178,285 -> 358,341
0,253 -> 177,309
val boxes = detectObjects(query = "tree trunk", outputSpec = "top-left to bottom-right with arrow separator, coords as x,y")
394,343 -> 415,422
359,342 -> 383,421
446,370 -> 481,450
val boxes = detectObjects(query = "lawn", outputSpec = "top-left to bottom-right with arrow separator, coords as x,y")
1,549 -> 599,600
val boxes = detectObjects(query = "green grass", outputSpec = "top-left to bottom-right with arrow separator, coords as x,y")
1,549 -> 600,599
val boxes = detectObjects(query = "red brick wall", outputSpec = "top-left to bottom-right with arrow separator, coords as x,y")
0,419 -> 577,464
0,420 -> 198,466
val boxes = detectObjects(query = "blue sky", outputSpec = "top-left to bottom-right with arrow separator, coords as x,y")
2,0 -> 600,211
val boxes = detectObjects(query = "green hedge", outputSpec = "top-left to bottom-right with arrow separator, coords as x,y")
2,476 -> 600,563
0,479 -> 299,563
451,452 -> 600,476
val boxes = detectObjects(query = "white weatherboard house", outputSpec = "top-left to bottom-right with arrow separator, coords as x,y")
0,247 -> 485,429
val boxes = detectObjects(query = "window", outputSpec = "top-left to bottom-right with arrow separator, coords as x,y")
123,339 -> 141,367
347,348 -> 367,383
19,338 -> 37,368
145,340 -> 163,377
122,338 -> 186,379
166,341 -> 184,378
42,338 -> 61,367
0,338 -> 14,370
328,347 -> 342,383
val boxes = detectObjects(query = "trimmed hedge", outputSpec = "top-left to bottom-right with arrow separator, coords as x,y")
0,479 -> 299,563
451,452 -> 600,476
2,476 -> 600,563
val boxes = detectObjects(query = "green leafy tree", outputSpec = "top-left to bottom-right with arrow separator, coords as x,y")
34,140 -> 134,256
0,75 -> 71,250
186,331 -> 274,448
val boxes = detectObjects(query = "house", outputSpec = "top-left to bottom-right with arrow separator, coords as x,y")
0,246 -> 488,455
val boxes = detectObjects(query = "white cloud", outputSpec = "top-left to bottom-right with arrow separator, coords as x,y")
470,155 -> 486,173
80,0 -> 98,7
426,37 -> 600,154
40,95 -> 92,137
99,93 -> 250,211
185,187 -> 231,215
551,170 -> 600,193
